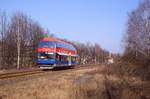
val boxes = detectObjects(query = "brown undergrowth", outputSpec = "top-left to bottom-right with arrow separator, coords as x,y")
103,63 -> 150,99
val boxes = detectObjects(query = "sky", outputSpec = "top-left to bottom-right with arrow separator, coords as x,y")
0,0 -> 140,53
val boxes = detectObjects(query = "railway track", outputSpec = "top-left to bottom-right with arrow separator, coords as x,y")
0,69 -> 44,79
0,64 -> 99,80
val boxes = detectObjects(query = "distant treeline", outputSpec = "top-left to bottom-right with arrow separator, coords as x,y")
0,11 -> 111,69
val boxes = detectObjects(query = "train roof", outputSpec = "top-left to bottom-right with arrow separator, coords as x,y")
41,37 -> 70,44
41,37 -> 76,49
41,37 -> 60,42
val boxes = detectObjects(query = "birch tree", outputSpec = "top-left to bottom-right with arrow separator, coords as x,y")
124,0 -> 150,63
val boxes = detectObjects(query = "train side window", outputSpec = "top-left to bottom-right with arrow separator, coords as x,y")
61,55 -> 67,61
71,56 -> 75,62
56,54 -> 60,61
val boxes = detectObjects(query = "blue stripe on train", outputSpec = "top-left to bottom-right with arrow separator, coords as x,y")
36,59 -> 56,65
36,59 -> 77,65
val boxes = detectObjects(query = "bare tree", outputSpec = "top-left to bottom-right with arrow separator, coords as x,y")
74,42 -> 109,64
0,11 -> 8,69
124,0 -> 150,63
16,13 -> 21,69
1,12 -> 49,69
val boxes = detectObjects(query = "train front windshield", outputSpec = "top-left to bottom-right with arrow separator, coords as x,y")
38,41 -> 55,48
38,52 -> 55,60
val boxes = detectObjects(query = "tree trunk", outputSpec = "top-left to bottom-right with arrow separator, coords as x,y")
17,20 -> 20,69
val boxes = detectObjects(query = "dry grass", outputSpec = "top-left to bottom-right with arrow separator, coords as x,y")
0,66 -> 107,99
0,64 -> 149,99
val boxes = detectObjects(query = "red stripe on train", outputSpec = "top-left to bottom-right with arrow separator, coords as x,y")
37,48 -> 55,52
37,47 -> 77,55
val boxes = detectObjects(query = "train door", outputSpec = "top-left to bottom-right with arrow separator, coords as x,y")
68,53 -> 71,66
